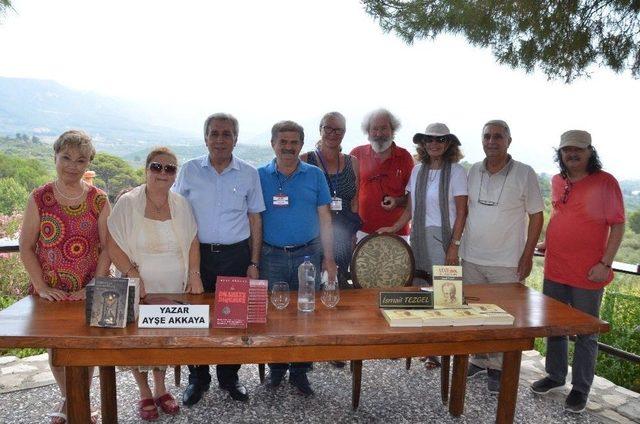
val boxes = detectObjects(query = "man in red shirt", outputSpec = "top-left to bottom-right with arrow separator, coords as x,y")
350,109 -> 414,241
531,130 -> 625,414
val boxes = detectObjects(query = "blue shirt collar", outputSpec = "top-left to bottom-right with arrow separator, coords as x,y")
267,158 -> 308,176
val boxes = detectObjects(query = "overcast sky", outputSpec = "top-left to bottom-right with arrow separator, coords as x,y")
1,0 -> 639,179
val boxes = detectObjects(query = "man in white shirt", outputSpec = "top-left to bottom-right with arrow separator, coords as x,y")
460,119 -> 544,393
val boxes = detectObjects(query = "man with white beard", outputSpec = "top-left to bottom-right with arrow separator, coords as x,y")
350,109 -> 414,241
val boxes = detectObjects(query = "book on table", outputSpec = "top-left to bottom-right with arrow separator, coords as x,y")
432,265 -> 464,309
86,277 -> 139,326
248,279 -> 268,324
86,277 -> 130,328
468,303 -> 515,325
381,304 -> 515,327
213,276 -> 250,328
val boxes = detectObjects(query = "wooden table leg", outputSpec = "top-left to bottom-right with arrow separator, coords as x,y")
448,354 -> 469,416
351,360 -> 363,410
440,355 -> 450,404
496,350 -> 522,424
65,366 -> 90,424
99,366 -> 118,424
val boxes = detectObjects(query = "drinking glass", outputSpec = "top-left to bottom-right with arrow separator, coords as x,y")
271,281 -> 290,310
321,278 -> 340,308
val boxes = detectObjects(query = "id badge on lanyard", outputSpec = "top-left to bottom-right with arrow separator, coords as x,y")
330,196 -> 342,211
273,192 -> 289,207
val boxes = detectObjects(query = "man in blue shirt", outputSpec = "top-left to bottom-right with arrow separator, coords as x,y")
259,120 -> 337,397
174,113 -> 265,404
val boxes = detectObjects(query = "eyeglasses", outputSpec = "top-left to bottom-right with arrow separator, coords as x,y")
425,136 -> 448,144
561,180 -> 573,204
477,167 -> 510,206
322,126 -> 345,135
148,162 -> 177,175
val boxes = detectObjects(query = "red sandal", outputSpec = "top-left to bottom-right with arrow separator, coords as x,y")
154,392 -> 180,415
138,398 -> 159,421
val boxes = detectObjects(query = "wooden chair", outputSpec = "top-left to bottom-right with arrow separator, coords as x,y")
348,233 -> 449,409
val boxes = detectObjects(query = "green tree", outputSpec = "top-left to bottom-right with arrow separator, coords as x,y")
0,152 -> 51,191
0,1 -> 13,21
91,153 -> 143,202
362,0 -> 640,82
629,210 -> 640,234
0,178 -> 28,215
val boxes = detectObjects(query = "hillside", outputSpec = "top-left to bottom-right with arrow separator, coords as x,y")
0,77 -> 197,155
123,143 -> 275,168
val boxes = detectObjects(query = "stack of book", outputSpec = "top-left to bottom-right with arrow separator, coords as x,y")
248,279 -> 268,324
213,277 -> 270,328
381,303 -> 514,327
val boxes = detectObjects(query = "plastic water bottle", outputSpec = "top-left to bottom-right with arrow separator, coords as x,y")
297,256 -> 316,312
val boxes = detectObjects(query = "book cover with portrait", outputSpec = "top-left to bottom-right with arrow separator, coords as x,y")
432,265 -> 463,309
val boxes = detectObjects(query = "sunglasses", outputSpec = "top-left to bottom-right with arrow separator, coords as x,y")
425,136 -> 448,144
148,162 -> 177,175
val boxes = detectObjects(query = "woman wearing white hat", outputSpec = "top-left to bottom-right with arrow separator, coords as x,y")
378,122 -> 468,368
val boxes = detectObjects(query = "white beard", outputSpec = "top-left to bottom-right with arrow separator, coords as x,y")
371,139 -> 393,153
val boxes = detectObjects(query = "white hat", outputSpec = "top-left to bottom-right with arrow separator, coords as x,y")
413,122 -> 461,145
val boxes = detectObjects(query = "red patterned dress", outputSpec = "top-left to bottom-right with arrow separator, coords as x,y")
29,182 -> 108,294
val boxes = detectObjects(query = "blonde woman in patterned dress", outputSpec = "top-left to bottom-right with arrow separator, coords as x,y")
20,130 -> 110,424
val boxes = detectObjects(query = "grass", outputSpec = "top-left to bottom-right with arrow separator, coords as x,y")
525,250 -> 640,393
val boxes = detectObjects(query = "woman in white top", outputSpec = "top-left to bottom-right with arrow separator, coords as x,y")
378,123 -> 468,368
107,147 -> 203,421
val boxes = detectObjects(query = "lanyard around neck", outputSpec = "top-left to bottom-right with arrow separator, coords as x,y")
275,162 -> 298,192
315,150 -> 337,195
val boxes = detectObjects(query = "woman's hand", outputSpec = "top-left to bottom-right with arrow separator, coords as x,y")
377,226 -> 396,234
445,245 -> 460,265
34,284 -> 69,302
138,279 -> 147,299
185,274 -> 204,294
66,288 -> 87,301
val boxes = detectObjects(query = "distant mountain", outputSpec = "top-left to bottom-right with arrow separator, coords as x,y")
123,143 -> 275,169
0,77 -> 197,155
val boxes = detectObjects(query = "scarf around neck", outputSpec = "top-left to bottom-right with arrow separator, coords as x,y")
410,161 -> 453,275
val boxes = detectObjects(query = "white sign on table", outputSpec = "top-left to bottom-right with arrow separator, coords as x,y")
138,305 -> 210,328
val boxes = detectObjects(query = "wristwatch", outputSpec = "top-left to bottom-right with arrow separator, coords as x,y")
452,239 -> 461,246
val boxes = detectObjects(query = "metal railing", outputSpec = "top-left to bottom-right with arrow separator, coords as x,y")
2,239 -> 638,364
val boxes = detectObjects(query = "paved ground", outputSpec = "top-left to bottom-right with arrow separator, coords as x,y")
0,350 -> 638,423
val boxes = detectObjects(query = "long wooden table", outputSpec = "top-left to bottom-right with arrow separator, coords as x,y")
0,284 -> 608,423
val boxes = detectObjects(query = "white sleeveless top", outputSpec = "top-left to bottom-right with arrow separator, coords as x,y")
136,218 -> 185,293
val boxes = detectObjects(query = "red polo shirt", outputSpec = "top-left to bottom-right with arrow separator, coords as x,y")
350,143 -> 414,234
544,171 -> 625,289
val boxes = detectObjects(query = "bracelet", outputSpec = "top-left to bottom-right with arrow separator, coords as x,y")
249,262 -> 259,269
599,260 -> 612,268
189,270 -> 201,276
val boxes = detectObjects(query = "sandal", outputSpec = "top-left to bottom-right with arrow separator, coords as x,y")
48,397 -> 66,424
48,398 -> 99,424
90,408 -> 100,424
138,398 -> 159,421
154,392 -> 180,415
424,356 -> 441,370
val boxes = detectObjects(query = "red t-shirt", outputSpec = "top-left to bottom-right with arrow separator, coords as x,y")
350,143 -> 414,234
544,171 -> 625,289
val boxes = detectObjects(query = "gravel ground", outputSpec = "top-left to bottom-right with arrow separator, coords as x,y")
0,360 -> 602,423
